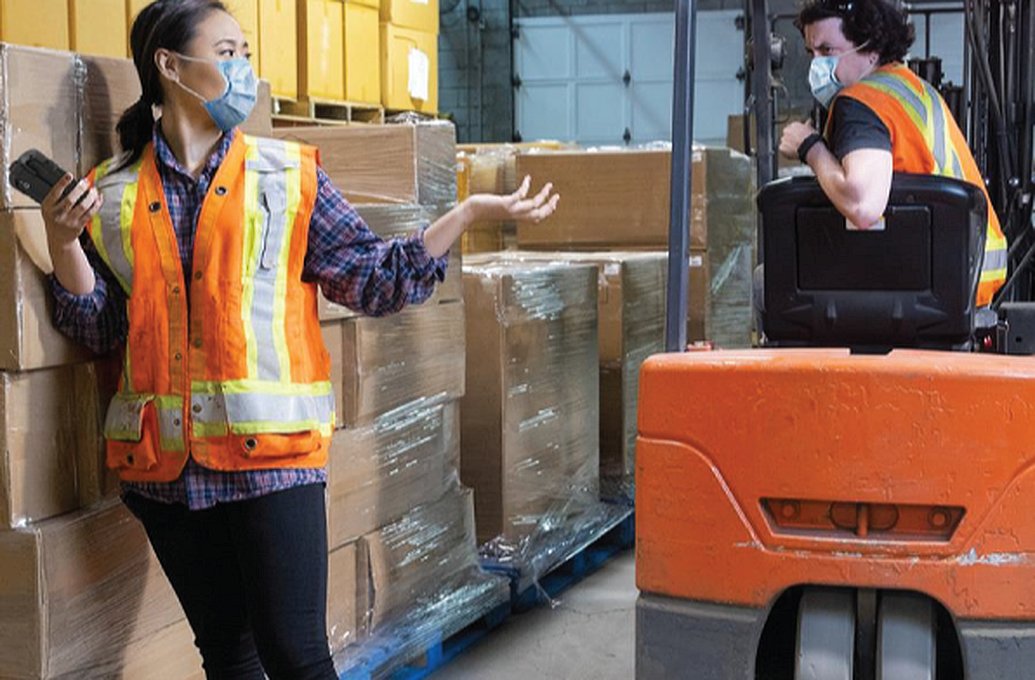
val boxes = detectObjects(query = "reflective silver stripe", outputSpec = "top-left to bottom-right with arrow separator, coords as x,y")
983,246 -> 1008,273
244,137 -> 298,382
190,390 -> 335,430
94,160 -> 141,294
950,149 -> 964,180
865,72 -> 928,126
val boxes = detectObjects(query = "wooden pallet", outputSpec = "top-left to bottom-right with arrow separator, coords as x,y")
273,97 -> 384,126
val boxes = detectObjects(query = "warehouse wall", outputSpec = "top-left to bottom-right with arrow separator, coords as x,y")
440,0 -> 804,144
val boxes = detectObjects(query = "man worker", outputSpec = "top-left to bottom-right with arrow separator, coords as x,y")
779,0 -> 1006,306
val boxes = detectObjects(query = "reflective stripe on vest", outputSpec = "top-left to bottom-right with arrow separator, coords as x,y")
89,154 -> 142,295
189,379 -> 335,437
841,66 -> 1007,303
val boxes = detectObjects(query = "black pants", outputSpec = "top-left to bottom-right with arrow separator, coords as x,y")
123,484 -> 338,680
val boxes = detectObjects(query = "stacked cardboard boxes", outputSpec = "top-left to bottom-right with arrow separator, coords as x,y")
461,254 -> 621,578
298,0 -> 381,105
276,120 -> 508,667
514,145 -> 756,348
0,43 -> 203,679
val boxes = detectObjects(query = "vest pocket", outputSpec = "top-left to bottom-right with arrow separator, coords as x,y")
258,187 -> 288,271
232,430 -> 322,459
103,393 -> 161,472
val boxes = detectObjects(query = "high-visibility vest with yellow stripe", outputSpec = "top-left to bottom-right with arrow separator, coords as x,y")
86,133 -> 332,482
829,63 -> 1007,306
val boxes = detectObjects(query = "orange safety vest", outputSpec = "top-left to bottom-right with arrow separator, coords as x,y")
828,63 -> 1007,306
86,133 -> 333,482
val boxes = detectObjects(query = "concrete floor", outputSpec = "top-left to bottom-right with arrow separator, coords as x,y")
435,549 -> 637,680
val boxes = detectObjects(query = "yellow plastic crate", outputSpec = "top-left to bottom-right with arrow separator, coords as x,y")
259,0 -> 297,99
299,0 -> 344,101
381,22 -> 437,113
380,0 -> 437,34
70,0 -> 127,58
1,0 -> 69,50
344,2 -> 379,105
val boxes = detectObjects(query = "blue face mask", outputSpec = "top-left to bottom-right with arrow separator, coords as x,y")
173,54 -> 257,132
808,42 -> 869,108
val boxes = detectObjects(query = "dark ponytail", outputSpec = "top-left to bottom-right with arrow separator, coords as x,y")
115,0 -> 228,168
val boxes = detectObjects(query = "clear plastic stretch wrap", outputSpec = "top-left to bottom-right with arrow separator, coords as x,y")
322,301 -> 466,428
327,395 -> 460,550
0,499 -> 196,679
693,146 -> 757,349
273,118 -> 457,207
461,255 -> 626,584
333,484 -> 510,677
505,251 -> 667,502
318,203 -> 462,321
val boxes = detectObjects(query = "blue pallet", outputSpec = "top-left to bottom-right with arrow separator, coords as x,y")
338,600 -> 511,680
484,510 -> 636,613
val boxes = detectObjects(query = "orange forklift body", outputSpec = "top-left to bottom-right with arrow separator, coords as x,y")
636,349 -> 1035,620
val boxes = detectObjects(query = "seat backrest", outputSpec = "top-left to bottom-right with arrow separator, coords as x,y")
759,172 -> 986,351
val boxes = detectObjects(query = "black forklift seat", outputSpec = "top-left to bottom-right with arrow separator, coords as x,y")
758,172 -> 987,351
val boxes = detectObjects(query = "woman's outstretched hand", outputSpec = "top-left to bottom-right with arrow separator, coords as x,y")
466,175 -> 560,224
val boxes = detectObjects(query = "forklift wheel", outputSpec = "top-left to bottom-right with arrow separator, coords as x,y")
877,591 -> 937,680
795,589 -> 855,680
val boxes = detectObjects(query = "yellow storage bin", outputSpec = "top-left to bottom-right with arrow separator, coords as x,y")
1,0 -> 69,50
299,0 -> 345,101
380,22 -> 436,113
70,0 -> 127,58
259,0 -> 297,99
344,2 -> 379,105
380,0 -> 437,34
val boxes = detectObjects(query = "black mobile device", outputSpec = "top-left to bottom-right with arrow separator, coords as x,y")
8,148 -> 77,204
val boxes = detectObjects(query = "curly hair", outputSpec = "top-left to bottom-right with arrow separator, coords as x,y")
795,0 -> 915,65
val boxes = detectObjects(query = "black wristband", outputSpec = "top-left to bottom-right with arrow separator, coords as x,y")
797,133 -> 824,163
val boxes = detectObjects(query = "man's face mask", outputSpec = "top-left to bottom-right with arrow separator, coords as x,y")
808,41 -> 869,108
172,53 -> 257,132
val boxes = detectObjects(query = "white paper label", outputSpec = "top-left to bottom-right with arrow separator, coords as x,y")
846,216 -> 886,231
408,48 -> 430,101
412,0 -> 429,5
688,254 -> 704,267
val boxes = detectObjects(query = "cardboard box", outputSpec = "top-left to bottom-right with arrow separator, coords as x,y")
0,362 -> 109,529
515,146 -> 754,250
381,23 -> 437,113
317,203 -> 462,321
274,121 -> 456,206
511,251 -> 666,497
69,0 -> 127,58
461,257 -> 600,544
336,301 -> 465,427
0,0 -> 68,50
380,0 -> 439,34
344,2 -> 381,105
79,54 -> 273,174
0,44 -> 79,209
299,0 -> 346,101
361,486 -> 478,630
327,397 -> 458,548
0,211 -> 93,370
0,499 -> 187,678
259,0 -> 298,98
327,541 -> 363,653
321,321 -> 346,422
117,619 -> 203,680
689,248 -> 709,342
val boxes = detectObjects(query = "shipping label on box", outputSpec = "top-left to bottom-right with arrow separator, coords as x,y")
381,23 -> 438,113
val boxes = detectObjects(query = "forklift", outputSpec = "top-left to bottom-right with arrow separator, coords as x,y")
635,0 -> 1035,677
